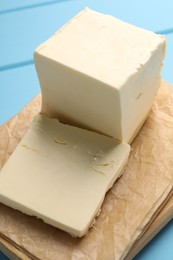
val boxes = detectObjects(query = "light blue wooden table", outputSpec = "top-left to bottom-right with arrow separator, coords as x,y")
0,1 -> 173,259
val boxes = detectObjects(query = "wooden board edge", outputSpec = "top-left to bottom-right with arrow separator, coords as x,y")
125,194 -> 173,260
0,235 -> 31,260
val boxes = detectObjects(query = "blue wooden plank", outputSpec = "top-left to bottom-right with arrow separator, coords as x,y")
0,0 -> 81,68
0,251 -> 9,260
0,64 -> 40,125
162,33 -> 173,83
0,0 -> 173,68
0,0 -> 68,11
0,0 -> 44,9
89,0 -> 173,32
1,0 -> 173,33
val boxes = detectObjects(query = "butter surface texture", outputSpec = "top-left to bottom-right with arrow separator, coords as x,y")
0,115 -> 130,237
34,8 -> 166,143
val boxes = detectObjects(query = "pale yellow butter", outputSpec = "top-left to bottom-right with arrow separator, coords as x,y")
34,8 -> 166,143
0,115 -> 130,237
0,8 -> 166,237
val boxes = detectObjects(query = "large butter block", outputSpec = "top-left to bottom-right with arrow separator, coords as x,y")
0,114 -> 130,237
34,8 -> 166,143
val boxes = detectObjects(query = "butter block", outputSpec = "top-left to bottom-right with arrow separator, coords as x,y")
0,114 -> 130,237
34,8 -> 166,143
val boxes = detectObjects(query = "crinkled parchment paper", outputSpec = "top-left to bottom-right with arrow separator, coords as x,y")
0,82 -> 173,260
125,193 -> 173,260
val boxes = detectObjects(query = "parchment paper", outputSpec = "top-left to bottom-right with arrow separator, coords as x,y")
0,81 -> 173,260
125,194 -> 173,260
